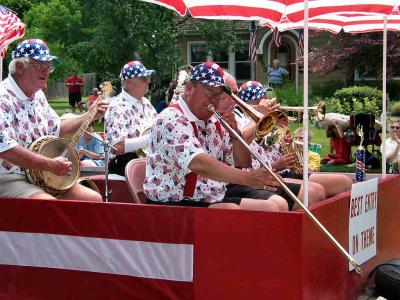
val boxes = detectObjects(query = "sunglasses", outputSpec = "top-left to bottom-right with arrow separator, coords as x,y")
391,126 -> 400,130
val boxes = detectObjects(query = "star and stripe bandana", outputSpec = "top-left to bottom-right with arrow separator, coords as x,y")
189,62 -> 224,87
11,38 -> 59,63
120,61 -> 155,81
238,81 -> 268,103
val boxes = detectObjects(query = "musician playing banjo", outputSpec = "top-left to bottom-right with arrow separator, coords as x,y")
0,39 -> 107,201
105,61 -> 158,176
144,62 -> 288,211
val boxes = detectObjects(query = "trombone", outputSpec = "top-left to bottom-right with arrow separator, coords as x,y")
210,88 -> 361,273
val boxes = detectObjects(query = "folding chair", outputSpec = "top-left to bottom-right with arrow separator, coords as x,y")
124,158 -> 147,204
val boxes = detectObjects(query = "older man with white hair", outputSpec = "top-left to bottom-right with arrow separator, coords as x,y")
0,38 -> 106,201
105,61 -> 158,175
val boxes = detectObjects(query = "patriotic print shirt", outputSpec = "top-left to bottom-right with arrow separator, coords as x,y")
105,89 -> 157,159
144,98 -> 232,203
0,75 -> 60,175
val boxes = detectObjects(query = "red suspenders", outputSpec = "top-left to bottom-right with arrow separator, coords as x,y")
169,103 -> 222,198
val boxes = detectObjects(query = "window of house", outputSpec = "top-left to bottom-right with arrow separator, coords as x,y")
235,44 -> 252,81
212,50 -> 229,70
190,44 -> 208,67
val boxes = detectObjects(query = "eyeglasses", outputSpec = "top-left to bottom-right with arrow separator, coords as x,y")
29,61 -> 55,73
391,126 -> 400,130
203,86 -> 225,102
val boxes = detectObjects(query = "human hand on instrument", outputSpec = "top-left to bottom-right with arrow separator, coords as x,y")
78,147 -> 87,159
245,167 -> 281,191
253,98 -> 280,115
90,99 -> 108,120
272,154 -> 297,171
51,156 -> 73,176
113,140 -> 125,156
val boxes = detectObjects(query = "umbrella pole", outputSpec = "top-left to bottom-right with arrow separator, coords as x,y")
382,16 -> 387,179
302,0 -> 309,207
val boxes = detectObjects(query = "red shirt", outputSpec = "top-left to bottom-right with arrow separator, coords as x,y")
87,94 -> 100,108
332,137 -> 351,163
65,76 -> 84,93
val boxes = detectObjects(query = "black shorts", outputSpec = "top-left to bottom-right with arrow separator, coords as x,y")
225,183 -> 300,211
281,171 -> 311,180
69,92 -> 82,106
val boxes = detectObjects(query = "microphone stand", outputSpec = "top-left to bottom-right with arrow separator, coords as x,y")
83,130 -> 116,202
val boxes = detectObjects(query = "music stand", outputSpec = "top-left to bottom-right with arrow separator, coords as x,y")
83,130 -> 116,202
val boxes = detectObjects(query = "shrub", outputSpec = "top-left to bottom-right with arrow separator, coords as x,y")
311,80 -> 345,99
390,101 -> 400,117
274,84 -> 303,106
326,86 -> 382,115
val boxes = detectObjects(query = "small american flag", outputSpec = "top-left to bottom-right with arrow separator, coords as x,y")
272,28 -> 281,48
297,29 -> 304,58
249,21 -> 257,62
0,5 -> 25,58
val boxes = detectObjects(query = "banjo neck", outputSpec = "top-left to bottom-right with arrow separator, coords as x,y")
68,81 -> 112,147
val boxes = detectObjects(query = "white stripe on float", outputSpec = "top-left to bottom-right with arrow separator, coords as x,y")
0,231 -> 193,282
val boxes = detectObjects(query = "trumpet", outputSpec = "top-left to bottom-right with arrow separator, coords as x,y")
280,101 -> 326,122
212,90 -> 361,273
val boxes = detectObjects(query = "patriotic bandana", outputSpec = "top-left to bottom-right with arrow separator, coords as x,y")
189,62 -> 225,87
238,81 -> 267,103
120,61 -> 155,81
12,39 -> 60,63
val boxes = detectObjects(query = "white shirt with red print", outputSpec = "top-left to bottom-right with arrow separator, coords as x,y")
0,75 -> 60,175
104,89 -> 157,158
144,98 -> 233,203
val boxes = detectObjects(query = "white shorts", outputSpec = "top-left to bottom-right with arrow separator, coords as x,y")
0,174 -> 44,198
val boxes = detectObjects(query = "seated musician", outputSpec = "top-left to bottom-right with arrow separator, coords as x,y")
105,61 -> 158,176
77,122 -> 105,167
144,62 -> 289,211
382,119 -> 400,174
0,39 -> 107,201
221,77 -> 325,209
236,81 -> 352,198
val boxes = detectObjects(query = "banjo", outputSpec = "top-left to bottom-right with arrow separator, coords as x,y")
25,81 -> 112,195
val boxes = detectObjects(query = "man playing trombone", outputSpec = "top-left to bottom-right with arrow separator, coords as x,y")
144,62 -> 289,211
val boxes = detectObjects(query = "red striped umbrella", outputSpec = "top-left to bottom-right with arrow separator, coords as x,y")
141,0 -> 397,23
268,10 -> 400,33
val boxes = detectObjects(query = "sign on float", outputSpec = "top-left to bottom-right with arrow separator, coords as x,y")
348,177 -> 378,271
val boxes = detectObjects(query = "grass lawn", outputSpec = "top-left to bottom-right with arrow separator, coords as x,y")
49,98 -> 381,173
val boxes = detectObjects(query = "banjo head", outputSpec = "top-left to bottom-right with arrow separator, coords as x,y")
36,137 -> 80,193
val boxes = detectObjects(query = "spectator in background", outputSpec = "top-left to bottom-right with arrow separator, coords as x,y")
77,122 -> 105,167
293,127 -> 321,172
87,87 -> 100,110
321,121 -> 352,165
267,59 -> 288,88
383,119 -> 400,173
65,71 -> 84,113
156,80 -> 177,113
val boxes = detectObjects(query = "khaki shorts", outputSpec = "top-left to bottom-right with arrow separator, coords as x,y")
0,174 -> 44,198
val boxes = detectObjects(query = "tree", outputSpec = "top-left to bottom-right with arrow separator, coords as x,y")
309,31 -> 400,85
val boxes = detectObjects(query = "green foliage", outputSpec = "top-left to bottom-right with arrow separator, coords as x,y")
327,86 -> 382,115
195,20 -> 241,55
390,101 -> 400,117
273,84 -> 303,106
311,80 -> 345,99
